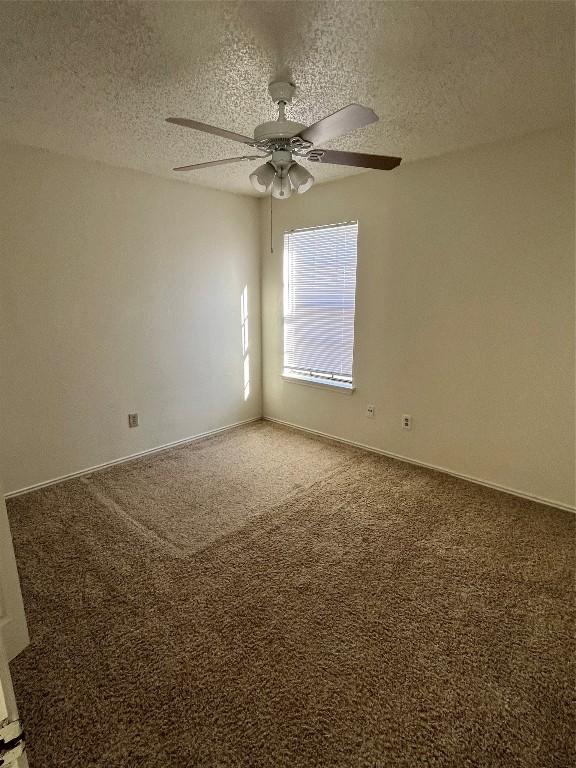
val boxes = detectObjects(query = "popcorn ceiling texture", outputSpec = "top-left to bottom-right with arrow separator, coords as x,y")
7,421 -> 575,767
0,1 -> 573,196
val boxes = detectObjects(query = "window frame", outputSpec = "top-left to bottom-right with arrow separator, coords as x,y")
281,220 -> 359,393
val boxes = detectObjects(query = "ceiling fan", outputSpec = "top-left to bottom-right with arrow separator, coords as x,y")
166,81 -> 401,198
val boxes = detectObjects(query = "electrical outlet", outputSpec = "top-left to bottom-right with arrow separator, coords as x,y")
366,404 -> 375,419
402,414 -> 412,430
128,413 -> 139,428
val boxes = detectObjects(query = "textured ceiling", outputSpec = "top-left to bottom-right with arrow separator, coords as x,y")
0,1 -> 573,196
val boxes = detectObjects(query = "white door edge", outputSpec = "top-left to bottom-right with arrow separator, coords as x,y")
0,642 -> 29,767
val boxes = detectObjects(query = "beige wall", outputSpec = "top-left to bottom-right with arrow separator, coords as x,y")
0,144 -> 262,494
262,127 -> 575,509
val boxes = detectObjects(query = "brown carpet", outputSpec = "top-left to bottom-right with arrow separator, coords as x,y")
6,420 -> 575,768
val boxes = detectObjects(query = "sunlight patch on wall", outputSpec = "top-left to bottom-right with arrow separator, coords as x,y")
241,285 -> 250,400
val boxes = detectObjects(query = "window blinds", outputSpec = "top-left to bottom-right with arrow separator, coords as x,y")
283,221 -> 358,385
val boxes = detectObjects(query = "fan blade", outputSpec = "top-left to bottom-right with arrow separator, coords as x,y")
298,104 -> 378,146
308,149 -> 401,171
173,155 -> 264,171
166,118 -> 255,145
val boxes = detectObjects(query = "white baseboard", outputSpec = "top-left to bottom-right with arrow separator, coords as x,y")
4,417 -> 262,499
6,414 -> 574,513
264,416 -> 575,513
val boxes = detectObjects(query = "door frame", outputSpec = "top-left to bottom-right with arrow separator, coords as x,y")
0,478 -> 29,765
0,640 -> 28,767
0,488 -> 28,661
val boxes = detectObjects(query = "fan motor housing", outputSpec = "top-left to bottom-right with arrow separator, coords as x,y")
253,119 -> 306,141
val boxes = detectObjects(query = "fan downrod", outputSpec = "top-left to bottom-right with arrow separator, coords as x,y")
253,81 -> 304,142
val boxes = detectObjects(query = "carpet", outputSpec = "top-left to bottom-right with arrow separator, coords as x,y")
6,420 -> 575,767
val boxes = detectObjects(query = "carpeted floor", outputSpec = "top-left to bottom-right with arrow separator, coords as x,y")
6,420 -> 575,767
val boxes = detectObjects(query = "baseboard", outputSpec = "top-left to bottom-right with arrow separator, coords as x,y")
264,416 -> 575,513
6,414 -> 574,513
4,417 -> 262,499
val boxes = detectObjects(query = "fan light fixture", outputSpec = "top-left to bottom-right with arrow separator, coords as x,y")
250,160 -> 314,197
288,163 -> 314,194
249,162 -> 276,193
271,172 -> 292,199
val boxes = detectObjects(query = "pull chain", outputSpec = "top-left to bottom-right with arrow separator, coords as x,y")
270,190 -> 273,254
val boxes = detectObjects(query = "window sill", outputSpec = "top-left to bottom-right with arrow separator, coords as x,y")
281,374 -> 355,394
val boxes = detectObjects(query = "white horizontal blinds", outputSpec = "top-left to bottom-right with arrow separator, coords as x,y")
283,221 -> 358,383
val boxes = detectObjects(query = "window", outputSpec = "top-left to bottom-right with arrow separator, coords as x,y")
283,221 -> 358,389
